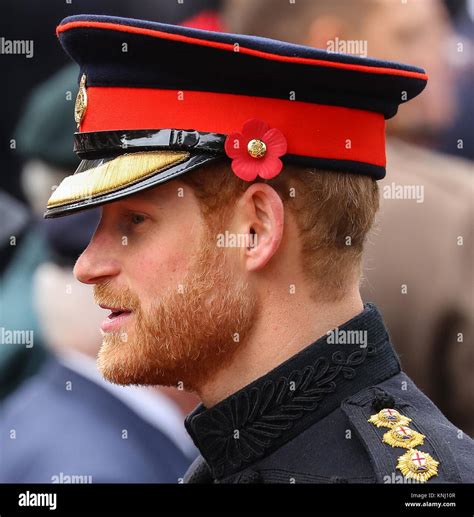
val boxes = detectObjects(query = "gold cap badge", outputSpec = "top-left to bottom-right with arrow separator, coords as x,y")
74,74 -> 88,129
397,448 -> 439,483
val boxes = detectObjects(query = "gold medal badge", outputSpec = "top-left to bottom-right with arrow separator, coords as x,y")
397,448 -> 439,482
368,408 -> 412,428
383,425 -> 425,449
74,74 -> 88,128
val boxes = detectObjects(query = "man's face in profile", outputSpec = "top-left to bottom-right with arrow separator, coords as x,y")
73,179 -> 258,391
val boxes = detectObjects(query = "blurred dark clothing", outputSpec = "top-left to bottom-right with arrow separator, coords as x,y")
436,8 -> 474,161
438,64 -> 474,161
42,209 -> 99,267
0,357 -> 193,483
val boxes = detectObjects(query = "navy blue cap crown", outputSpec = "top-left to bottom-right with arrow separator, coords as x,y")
45,14 -> 428,218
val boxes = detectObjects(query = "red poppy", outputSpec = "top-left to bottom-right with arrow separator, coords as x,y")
224,119 -> 288,181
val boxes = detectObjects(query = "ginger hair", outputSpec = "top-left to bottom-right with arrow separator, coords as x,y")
181,159 -> 379,302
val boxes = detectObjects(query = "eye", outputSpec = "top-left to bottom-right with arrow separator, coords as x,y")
129,213 -> 146,225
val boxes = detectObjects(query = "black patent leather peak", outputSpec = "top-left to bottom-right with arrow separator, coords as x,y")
44,153 -> 219,219
74,129 -> 227,159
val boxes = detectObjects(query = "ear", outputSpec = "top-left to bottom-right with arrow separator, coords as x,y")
235,182 -> 284,272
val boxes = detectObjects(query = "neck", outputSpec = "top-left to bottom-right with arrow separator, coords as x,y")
155,386 -> 200,417
197,289 -> 364,407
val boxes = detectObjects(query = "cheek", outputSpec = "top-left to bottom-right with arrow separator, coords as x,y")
133,230 -> 200,300
136,249 -> 193,299
125,202 -> 205,299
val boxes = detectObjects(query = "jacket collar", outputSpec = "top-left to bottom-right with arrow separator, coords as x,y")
185,303 -> 400,480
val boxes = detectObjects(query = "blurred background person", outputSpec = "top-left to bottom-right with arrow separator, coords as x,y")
0,209 -> 197,482
223,0 -> 474,435
0,64 -> 75,400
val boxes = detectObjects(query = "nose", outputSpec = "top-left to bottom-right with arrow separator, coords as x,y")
74,222 -> 121,285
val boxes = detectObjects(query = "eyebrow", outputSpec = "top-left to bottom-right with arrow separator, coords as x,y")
119,187 -> 167,208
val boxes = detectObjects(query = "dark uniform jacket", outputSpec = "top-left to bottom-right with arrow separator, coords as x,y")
183,304 -> 474,484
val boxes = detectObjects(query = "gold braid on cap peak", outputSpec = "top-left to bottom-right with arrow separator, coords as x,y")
47,151 -> 190,208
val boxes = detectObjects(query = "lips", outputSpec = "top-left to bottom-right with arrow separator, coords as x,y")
108,309 -> 130,319
99,304 -> 133,333
99,304 -> 131,315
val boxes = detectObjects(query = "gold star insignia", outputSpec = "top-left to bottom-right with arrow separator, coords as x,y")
368,408 -> 412,428
397,448 -> 439,483
383,425 -> 425,449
